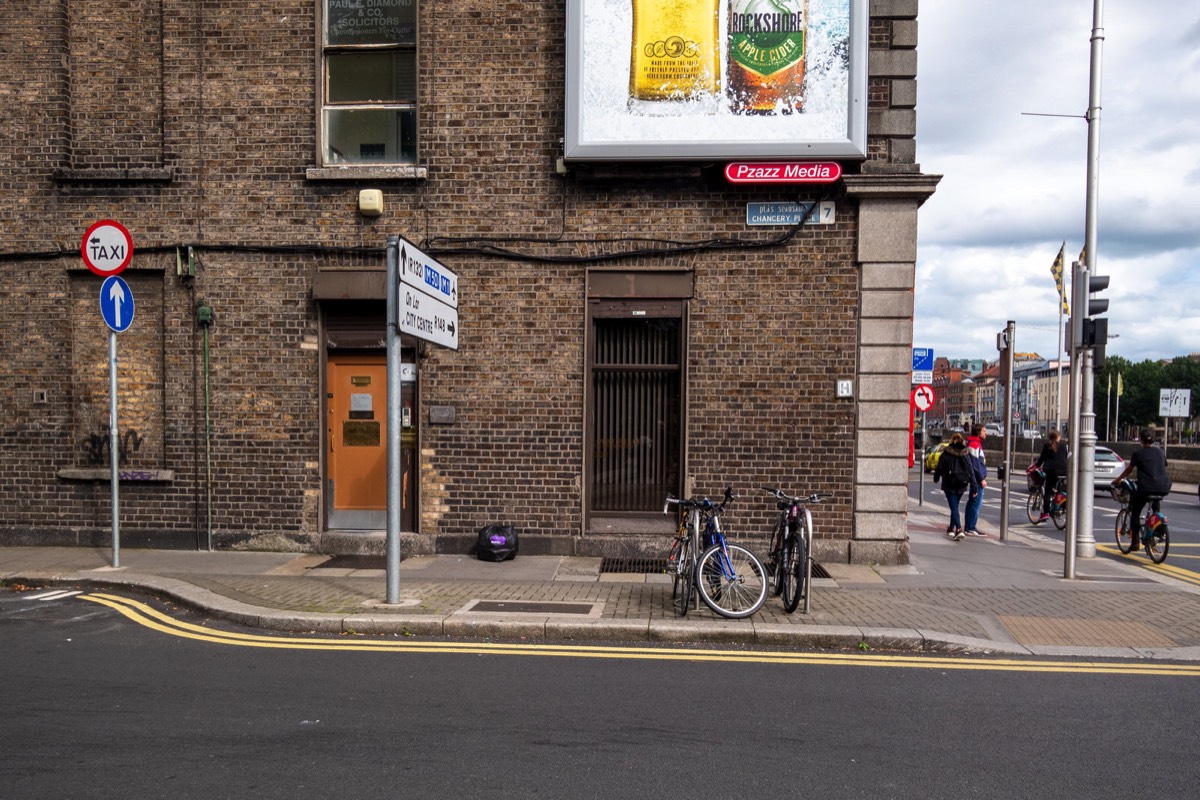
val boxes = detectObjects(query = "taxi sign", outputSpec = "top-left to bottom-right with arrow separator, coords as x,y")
82,220 -> 134,277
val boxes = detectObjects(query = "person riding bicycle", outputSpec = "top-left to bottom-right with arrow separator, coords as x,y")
1111,427 -> 1172,545
1033,429 -> 1068,524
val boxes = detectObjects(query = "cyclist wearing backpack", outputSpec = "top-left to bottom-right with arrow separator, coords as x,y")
933,432 -> 976,540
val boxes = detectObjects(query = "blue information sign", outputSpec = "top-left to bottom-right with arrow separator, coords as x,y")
99,275 -> 134,333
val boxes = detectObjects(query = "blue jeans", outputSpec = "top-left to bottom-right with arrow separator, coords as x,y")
965,486 -> 984,532
944,490 -> 964,530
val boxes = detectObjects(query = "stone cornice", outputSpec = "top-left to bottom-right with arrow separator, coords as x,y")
842,173 -> 942,205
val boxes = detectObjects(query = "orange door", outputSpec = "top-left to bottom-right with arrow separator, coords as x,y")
328,355 -> 388,512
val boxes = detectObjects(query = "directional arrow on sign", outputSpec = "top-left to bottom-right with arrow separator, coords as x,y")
108,280 -> 127,328
99,275 -> 135,333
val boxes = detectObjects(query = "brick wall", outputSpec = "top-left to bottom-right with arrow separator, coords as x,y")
1,1 -> 936,561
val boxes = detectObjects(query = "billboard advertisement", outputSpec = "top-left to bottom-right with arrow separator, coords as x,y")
564,0 -> 867,161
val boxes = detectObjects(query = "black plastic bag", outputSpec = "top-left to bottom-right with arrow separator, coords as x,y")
476,524 -> 518,562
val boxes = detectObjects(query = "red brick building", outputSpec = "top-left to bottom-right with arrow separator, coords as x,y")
1,1 -> 937,564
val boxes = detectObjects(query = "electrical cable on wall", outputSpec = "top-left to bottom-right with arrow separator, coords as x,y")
0,188 -> 830,266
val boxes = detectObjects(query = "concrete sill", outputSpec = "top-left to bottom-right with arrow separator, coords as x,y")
58,468 -> 175,483
306,165 -> 427,181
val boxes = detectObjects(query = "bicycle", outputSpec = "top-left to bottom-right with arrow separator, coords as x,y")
763,487 -> 830,613
664,487 -> 768,619
664,495 -> 702,617
1024,466 -> 1067,531
1112,479 -> 1170,563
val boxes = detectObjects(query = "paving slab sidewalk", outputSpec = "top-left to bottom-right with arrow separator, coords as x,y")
4,496 -> 1200,659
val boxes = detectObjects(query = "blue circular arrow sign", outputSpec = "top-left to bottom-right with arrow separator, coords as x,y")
99,275 -> 135,333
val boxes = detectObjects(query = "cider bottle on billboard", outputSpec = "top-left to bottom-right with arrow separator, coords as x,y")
628,0 -> 721,113
727,0 -> 808,114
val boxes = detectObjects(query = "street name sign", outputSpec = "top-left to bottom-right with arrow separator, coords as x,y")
745,201 -> 835,226
82,219 -> 134,277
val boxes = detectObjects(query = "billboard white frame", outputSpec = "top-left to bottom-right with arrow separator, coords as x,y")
564,0 -> 868,162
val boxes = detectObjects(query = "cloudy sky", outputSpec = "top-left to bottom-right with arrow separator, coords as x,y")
914,0 -> 1200,365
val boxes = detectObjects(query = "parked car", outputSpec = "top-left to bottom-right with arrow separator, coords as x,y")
1092,446 -> 1124,491
983,424 -> 1003,438
924,442 -> 947,473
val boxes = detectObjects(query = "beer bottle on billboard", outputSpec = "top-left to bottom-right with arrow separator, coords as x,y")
728,0 -> 808,114
628,0 -> 721,113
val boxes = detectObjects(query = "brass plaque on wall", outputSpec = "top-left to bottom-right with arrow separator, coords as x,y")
342,421 -> 381,446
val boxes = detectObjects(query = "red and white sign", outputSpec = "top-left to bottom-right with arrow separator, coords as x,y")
724,161 -> 843,184
81,219 -> 134,277
911,384 -> 935,412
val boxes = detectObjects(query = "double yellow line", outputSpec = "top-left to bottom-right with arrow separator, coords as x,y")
81,592 -> 1200,676
1095,543 -> 1200,587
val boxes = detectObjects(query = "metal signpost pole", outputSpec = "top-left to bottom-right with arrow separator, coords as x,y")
385,236 -> 402,605
919,411 -> 925,507
998,321 -> 1015,542
109,330 -> 120,568
1075,0 -> 1106,561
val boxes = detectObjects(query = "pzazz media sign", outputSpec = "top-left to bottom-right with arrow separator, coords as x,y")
724,162 -> 843,184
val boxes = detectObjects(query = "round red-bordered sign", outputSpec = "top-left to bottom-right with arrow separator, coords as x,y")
911,383 -> 936,412
81,219 -> 134,277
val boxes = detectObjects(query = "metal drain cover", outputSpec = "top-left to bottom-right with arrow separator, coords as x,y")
315,555 -> 386,570
469,601 -> 595,615
599,558 -> 668,574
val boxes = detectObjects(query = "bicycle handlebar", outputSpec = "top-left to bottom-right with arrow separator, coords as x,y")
761,486 -> 833,505
663,487 -> 736,515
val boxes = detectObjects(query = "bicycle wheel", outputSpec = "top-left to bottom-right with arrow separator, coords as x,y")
768,519 -> 786,596
1052,496 -> 1068,530
1146,523 -> 1169,564
695,543 -> 768,619
781,527 -> 808,614
1114,508 -> 1135,554
1026,489 -> 1042,524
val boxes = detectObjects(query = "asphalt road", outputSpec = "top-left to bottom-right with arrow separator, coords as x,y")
3,588 -> 1200,799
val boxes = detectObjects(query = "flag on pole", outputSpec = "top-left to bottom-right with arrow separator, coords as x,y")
1117,373 -> 1123,396
1050,243 -> 1069,314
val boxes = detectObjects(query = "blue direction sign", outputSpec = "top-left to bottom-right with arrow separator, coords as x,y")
912,347 -> 934,384
99,275 -> 135,333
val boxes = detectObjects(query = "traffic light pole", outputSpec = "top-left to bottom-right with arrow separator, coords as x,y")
1067,0 -> 1106,577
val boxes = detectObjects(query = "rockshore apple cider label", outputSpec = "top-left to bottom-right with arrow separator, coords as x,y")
727,0 -> 808,114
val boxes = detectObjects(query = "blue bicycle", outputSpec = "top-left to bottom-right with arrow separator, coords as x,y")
664,487 -> 768,619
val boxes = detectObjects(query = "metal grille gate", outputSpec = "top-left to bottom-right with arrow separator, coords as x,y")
591,316 -> 681,512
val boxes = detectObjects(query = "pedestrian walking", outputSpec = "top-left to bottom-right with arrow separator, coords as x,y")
933,432 -> 975,540
1033,429 -> 1068,524
963,423 -> 989,536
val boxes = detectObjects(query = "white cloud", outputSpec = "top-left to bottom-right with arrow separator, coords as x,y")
915,0 -> 1200,364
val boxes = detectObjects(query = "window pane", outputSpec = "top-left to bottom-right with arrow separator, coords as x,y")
326,0 -> 417,46
327,51 -> 415,103
324,108 -> 417,164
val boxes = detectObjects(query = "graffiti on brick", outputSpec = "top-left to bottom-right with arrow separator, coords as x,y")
83,429 -> 143,466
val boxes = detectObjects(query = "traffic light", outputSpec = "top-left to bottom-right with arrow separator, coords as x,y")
1083,274 -> 1110,368
1086,274 -> 1109,317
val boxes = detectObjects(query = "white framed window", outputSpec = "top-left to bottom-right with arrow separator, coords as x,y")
320,0 -> 417,166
